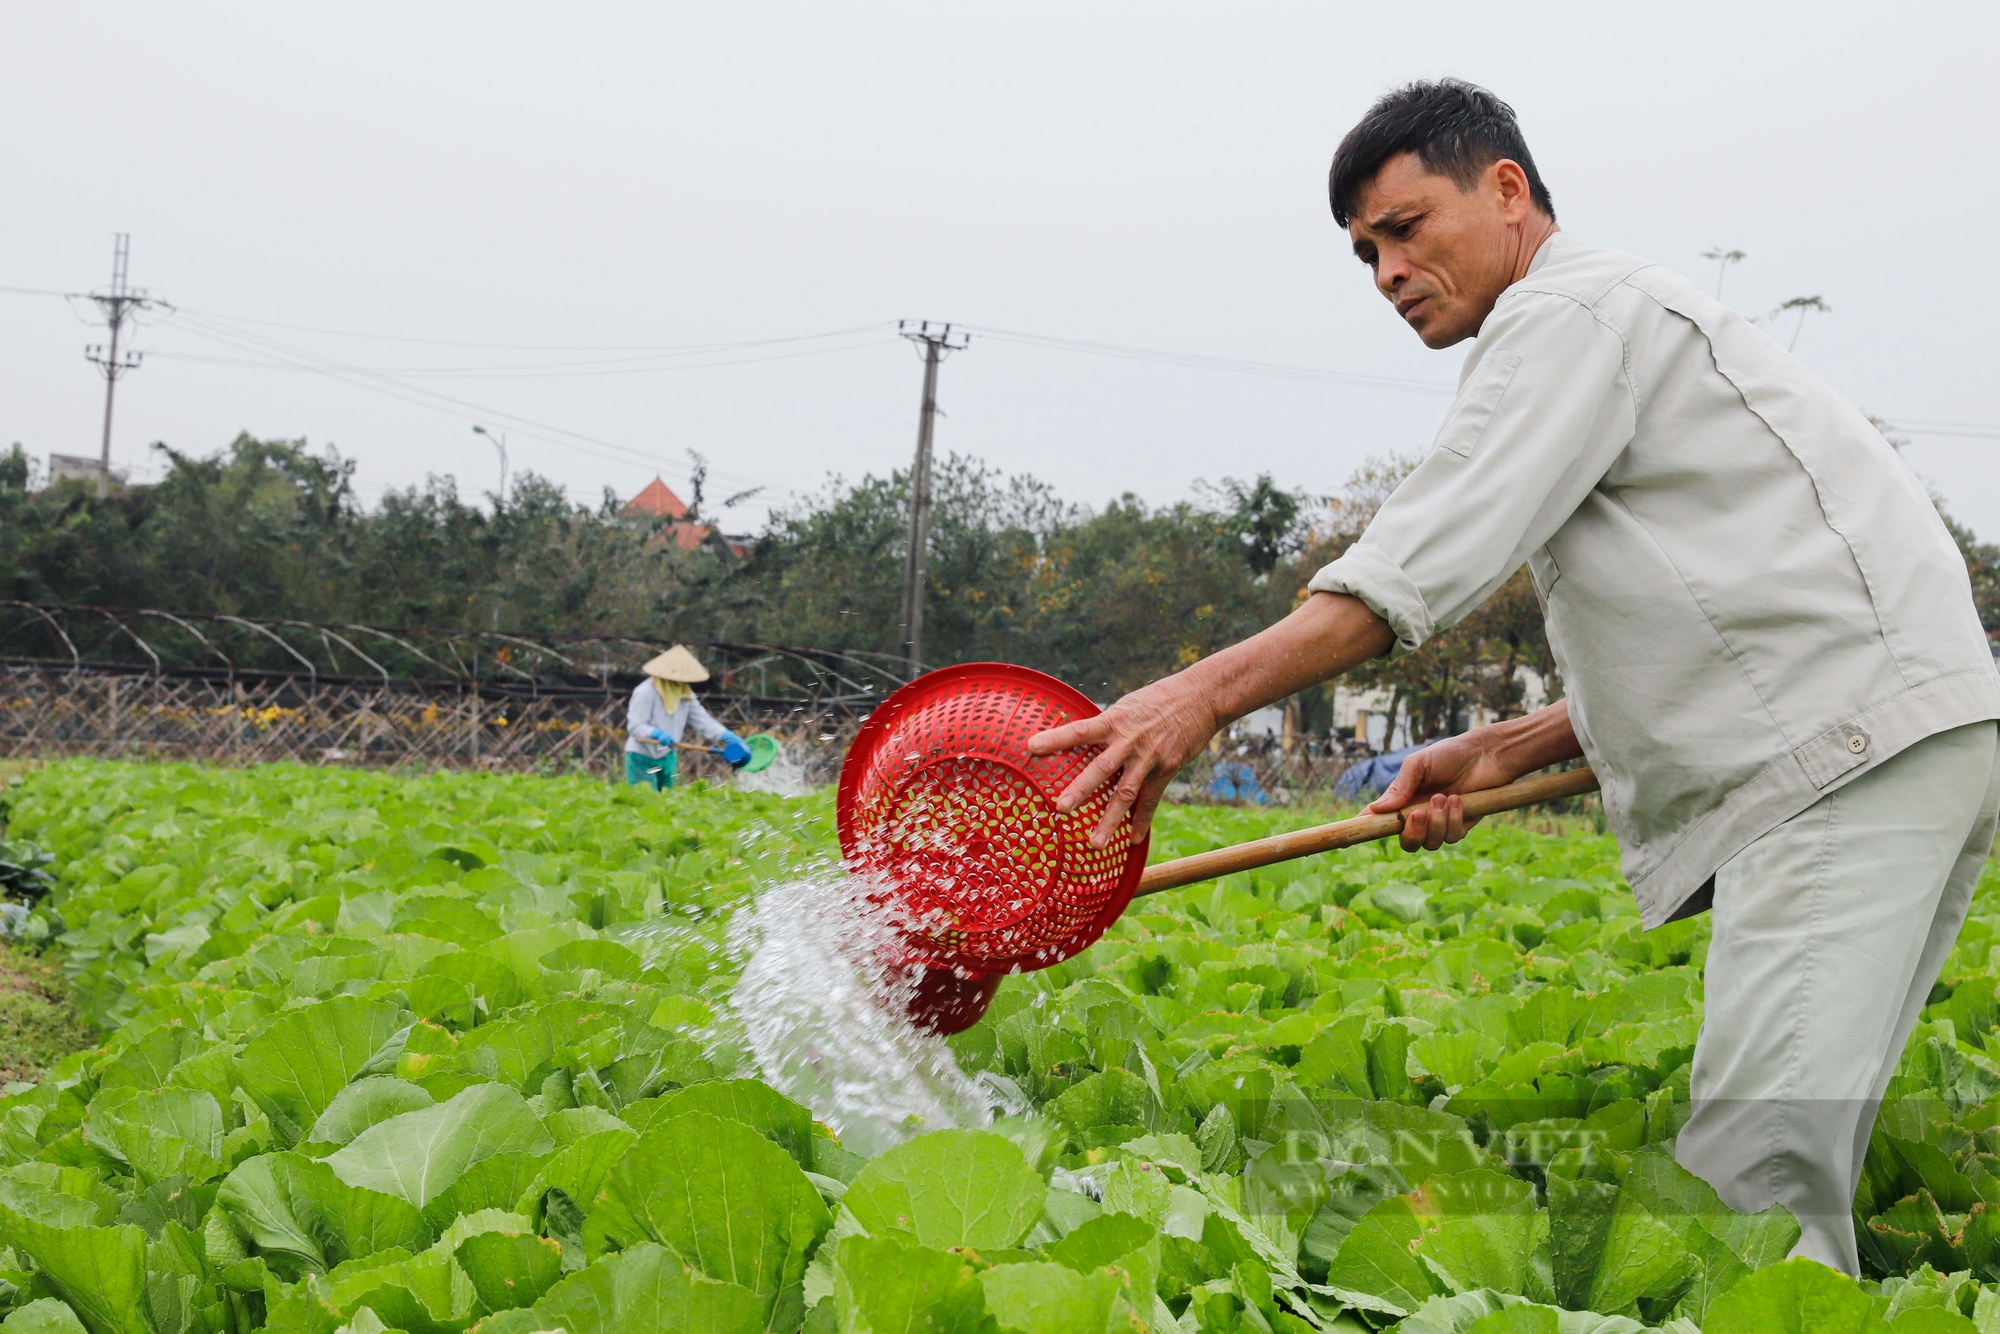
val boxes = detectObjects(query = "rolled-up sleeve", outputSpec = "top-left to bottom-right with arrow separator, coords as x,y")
1308,291 -> 1636,651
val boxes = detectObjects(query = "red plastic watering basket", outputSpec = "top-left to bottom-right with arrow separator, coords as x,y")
836,663 -> 1150,987
835,663 -> 1607,1034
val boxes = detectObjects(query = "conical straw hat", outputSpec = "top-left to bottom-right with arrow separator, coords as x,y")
641,645 -> 709,683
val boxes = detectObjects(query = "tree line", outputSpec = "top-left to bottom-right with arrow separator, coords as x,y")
3,435 -> 1994,744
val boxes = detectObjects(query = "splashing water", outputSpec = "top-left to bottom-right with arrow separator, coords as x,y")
725,875 -> 1015,1156
734,739 -> 812,797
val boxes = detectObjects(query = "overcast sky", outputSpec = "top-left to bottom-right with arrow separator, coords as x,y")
5,2 -> 1998,540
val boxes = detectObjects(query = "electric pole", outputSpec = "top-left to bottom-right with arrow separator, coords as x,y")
896,320 -> 969,676
472,425 -> 509,505
83,234 -> 156,497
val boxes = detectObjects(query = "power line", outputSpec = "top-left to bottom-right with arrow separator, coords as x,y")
13,276 -> 2000,452
6,284 -> 866,501
171,305 -> 1454,394
166,308 -> 892,354
14,281 -> 1457,394
143,331 -> 895,380
155,310 -> 799,501
963,324 -> 1457,396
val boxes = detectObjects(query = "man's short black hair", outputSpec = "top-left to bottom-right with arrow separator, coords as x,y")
1329,79 -> 1555,228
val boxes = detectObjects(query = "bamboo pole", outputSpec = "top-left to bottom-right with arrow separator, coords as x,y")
1134,765 -> 1600,898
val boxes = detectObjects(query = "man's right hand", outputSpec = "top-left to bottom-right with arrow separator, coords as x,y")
1026,674 -> 1221,847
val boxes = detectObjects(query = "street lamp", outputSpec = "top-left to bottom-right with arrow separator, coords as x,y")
471,425 -> 508,506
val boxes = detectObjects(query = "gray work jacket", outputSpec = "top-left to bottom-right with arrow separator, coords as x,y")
1308,232 -> 2000,925
624,679 -> 729,759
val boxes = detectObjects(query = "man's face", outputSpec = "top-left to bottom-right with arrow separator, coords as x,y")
1347,152 -> 1537,349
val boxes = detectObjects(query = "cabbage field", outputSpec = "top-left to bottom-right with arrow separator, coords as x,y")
1,759 -> 1998,1333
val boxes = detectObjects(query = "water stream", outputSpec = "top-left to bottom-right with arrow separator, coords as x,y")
723,875 -> 1017,1156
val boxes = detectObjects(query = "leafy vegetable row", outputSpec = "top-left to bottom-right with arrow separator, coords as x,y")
0,761 -> 1995,1332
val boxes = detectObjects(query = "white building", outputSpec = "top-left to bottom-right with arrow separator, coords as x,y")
46,454 -> 125,488
1329,666 -> 1552,751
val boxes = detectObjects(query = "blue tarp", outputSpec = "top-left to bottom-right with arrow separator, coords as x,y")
1203,759 -> 1268,804
1332,743 -> 1433,801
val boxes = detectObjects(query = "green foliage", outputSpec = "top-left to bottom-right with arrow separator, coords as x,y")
321,1084 -> 553,1208
0,437 -> 1382,702
0,436 -> 713,640
591,1111 -> 829,1324
0,840 -> 56,907
828,1233 -> 987,1333
235,997 -> 409,1147
1943,513 -> 2000,638
13,438 -> 2000,740
0,1300 -> 89,1334
842,1128 -> 1045,1250
481,1240 -> 765,1333
1710,1260 -> 1861,1330
0,757 -> 1997,1333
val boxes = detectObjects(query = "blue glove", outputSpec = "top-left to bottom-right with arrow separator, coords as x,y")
720,734 -> 752,769
647,727 -> 672,744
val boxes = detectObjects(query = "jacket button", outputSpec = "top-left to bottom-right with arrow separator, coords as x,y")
1846,733 -> 1868,755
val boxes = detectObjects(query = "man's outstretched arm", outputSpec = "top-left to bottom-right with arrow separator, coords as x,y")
1027,590 -> 1396,844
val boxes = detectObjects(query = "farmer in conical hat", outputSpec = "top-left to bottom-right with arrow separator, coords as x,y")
624,645 -> 752,790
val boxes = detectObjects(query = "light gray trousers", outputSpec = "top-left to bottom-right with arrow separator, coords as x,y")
1675,721 -> 2000,1275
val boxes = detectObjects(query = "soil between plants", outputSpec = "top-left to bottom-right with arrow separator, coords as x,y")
0,943 -> 93,1084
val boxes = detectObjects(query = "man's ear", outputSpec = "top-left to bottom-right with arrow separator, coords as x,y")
1491,159 -> 1534,222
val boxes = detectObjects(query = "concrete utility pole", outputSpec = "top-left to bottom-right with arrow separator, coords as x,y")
83,234 -> 155,497
472,424 -> 509,505
896,320 -> 969,676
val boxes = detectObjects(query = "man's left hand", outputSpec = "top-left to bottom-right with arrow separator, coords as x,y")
1366,699 -> 1583,851
720,734 -> 753,769
1366,732 -> 1515,851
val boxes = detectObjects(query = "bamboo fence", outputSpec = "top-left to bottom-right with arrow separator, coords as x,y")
0,603 -> 896,783
0,662 -> 866,784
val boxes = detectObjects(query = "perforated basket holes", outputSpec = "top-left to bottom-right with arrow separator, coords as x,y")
837,663 -> 1147,975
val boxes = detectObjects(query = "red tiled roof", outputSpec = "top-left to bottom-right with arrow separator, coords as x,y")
623,477 -> 690,520
665,522 -> 711,552
622,477 -> 745,555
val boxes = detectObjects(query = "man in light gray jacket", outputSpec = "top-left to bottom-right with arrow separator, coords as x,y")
1031,79 -> 2000,1273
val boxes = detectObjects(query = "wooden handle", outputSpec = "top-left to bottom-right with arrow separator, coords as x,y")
1132,765 -> 1600,899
